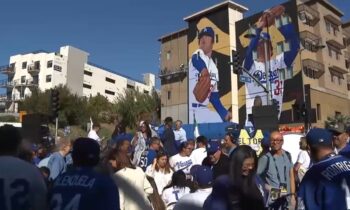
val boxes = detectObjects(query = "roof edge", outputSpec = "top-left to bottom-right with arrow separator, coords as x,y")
183,0 -> 248,22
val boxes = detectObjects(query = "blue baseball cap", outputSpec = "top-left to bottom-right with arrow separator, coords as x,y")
72,137 -> 100,166
226,130 -> 240,144
306,128 -> 333,147
207,139 -> 221,154
193,166 -> 213,186
198,27 -> 215,40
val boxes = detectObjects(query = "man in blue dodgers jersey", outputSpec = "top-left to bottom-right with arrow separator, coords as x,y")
298,128 -> 350,210
189,26 -> 231,123
49,138 -> 120,210
243,5 -> 299,128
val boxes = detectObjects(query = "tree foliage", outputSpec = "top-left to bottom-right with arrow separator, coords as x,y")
114,88 -> 160,128
18,85 -> 160,129
325,114 -> 350,129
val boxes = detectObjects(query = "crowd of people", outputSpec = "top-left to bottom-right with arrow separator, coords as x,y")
0,116 -> 350,210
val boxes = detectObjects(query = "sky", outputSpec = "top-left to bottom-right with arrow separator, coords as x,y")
0,0 -> 349,88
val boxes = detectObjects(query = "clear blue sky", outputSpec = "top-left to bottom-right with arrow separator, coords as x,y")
0,0 -> 349,88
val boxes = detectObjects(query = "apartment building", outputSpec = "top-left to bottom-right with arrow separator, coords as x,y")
0,46 -> 155,112
296,0 -> 350,127
159,0 -> 349,127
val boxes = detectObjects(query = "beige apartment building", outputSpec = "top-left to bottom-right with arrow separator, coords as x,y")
159,0 -> 350,126
297,0 -> 350,127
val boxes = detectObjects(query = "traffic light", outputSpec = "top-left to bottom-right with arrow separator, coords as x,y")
301,103 -> 307,118
292,103 -> 301,120
271,98 -> 280,114
51,89 -> 59,118
231,51 -> 241,74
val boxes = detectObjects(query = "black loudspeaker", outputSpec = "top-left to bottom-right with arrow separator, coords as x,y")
22,114 -> 50,144
252,105 -> 278,132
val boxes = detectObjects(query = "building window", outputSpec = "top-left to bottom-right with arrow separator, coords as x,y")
275,17 -> 283,28
166,51 -> 171,60
83,83 -> 92,89
335,52 -> 340,60
281,15 -> 290,25
338,77 -> 342,85
167,91 -> 171,100
21,76 -> 26,83
326,21 -> 331,33
303,67 -> 316,79
105,90 -> 115,95
46,75 -> 52,83
22,62 -> 27,69
215,34 -> 219,43
47,60 -> 53,68
335,111 -> 341,118
347,83 -> 350,91
277,42 -> 284,54
252,50 -> 257,60
84,70 -> 92,76
317,104 -> 321,120
144,90 -> 149,94
346,60 -> 350,69
127,84 -> 134,89
53,65 -> 62,72
331,74 -> 335,83
105,77 -> 115,84
328,47 -> 332,57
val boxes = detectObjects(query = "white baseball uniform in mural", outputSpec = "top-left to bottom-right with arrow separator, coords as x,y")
189,49 -> 221,123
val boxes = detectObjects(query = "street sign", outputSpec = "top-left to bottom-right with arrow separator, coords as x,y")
239,75 -> 252,83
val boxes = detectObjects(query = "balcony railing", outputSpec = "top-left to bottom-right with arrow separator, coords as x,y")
159,65 -> 188,79
0,78 -> 39,88
302,58 -> 325,78
0,64 -> 15,74
27,64 -> 40,74
0,93 -> 23,102
298,4 -> 320,26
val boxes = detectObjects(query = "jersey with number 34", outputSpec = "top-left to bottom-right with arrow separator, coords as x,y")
298,155 -> 350,210
49,167 -> 120,210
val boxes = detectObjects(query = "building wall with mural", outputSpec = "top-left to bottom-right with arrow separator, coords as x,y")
236,0 -> 303,128
187,8 -> 233,124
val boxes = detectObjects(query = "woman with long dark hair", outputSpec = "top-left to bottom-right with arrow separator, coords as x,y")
229,145 -> 267,210
203,145 -> 267,210
146,152 -> 173,195
132,121 -> 153,166
161,170 -> 190,210
111,122 -> 133,144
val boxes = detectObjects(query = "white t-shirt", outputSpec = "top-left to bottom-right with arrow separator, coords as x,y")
0,156 -> 47,210
173,188 -> 212,210
296,150 -> 311,169
88,129 -> 101,142
162,186 -> 190,210
174,128 -> 187,142
190,147 -> 207,165
145,165 -> 173,195
169,154 -> 193,175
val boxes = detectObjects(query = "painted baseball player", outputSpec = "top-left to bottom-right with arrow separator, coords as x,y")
189,26 -> 231,123
243,5 -> 299,127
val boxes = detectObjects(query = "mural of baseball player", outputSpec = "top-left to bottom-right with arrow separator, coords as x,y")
242,5 -> 299,127
189,27 -> 231,123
